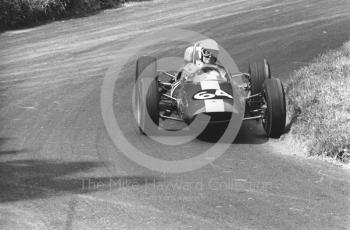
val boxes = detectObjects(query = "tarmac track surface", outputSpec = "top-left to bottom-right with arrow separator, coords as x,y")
0,0 -> 350,229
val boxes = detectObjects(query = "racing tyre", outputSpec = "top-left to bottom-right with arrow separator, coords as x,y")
135,56 -> 159,135
249,59 -> 271,95
262,78 -> 286,138
136,56 -> 157,82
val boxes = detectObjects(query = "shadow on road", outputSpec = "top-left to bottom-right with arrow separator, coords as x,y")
234,120 -> 268,144
0,159 -> 163,203
0,138 -> 163,203
0,150 -> 23,156
0,138 -> 26,156
197,120 -> 268,144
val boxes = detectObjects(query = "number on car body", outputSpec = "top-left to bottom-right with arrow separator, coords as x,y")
193,89 -> 233,100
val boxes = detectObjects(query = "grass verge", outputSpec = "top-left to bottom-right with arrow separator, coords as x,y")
284,41 -> 350,163
0,0 -> 149,31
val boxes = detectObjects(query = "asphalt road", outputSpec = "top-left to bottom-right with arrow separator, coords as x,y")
0,0 -> 350,229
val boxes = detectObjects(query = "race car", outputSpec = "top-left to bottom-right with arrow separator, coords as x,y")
135,40 -> 286,138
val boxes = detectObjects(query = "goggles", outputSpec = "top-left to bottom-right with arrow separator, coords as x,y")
202,49 -> 212,58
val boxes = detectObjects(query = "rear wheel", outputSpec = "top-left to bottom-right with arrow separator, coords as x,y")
249,59 -> 271,95
262,78 -> 286,138
135,56 -> 159,135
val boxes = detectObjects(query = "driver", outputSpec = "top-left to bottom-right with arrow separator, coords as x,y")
183,39 -> 220,66
180,39 -> 220,80
197,39 -> 219,65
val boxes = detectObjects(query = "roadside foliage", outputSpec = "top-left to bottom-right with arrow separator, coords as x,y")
0,0 -> 142,31
286,42 -> 350,163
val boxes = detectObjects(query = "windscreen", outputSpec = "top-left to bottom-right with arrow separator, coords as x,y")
186,66 -> 229,83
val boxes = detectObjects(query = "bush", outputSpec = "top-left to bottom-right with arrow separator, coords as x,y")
285,42 -> 350,163
0,0 -> 69,30
0,0 -> 142,31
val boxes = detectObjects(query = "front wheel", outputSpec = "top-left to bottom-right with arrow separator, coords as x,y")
262,78 -> 286,138
249,59 -> 271,95
135,56 -> 159,135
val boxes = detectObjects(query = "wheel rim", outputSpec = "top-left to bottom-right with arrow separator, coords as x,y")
263,59 -> 271,78
137,96 -> 141,126
261,91 -> 269,133
136,83 -> 142,128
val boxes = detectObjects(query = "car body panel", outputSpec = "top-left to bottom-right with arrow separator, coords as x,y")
171,64 -> 243,123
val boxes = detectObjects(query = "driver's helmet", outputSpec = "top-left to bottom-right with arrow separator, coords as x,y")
197,39 -> 219,64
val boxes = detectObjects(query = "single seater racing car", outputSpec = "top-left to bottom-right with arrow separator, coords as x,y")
134,41 -> 286,138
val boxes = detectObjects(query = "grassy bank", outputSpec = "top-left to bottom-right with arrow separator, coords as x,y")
284,42 -> 350,163
0,0 -> 148,31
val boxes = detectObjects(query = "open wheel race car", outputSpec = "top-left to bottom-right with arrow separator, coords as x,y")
135,44 -> 286,139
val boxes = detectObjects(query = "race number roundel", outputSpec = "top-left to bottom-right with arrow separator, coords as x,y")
193,90 -> 216,99
193,89 -> 233,100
